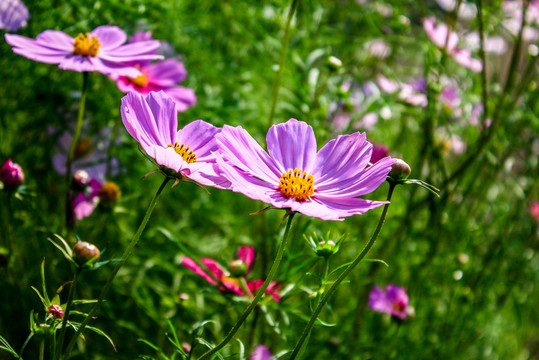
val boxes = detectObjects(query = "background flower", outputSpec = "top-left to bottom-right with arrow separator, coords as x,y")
111,32 -> 197,112
368,284 -> 410,319
0,0 -> 29,31
5,25 -> 162,77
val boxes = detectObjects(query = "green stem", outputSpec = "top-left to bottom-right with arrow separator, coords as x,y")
288,184 -> 395,360
65,72 -> 89,232
55,269 -> 81,360
199,213 -> 296,360
62,177 -> 170,359
39,337 -> 44,360
267,0 -> 299,128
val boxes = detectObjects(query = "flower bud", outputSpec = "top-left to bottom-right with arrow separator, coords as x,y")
228,259 -> 248,277
327,56 -> 343,71
1,159 -> 24,189
389,159 -> 411,180
72,170 -> 90,191
73,241 -> 100,265
99,181 -> 120,207
315,240 -> 336,259
48,304 -> 64,319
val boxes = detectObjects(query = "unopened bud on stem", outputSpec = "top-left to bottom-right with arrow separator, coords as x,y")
73,241 -> 100,265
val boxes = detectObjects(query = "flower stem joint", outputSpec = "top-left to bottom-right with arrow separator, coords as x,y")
73,241 -> 101,266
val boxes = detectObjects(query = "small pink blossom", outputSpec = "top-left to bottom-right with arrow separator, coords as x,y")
250,345 -> 273,360
182,246 -> 281,301
0,0 -> 29,31
423,17 -> 482,72
48,304 -> 64,319
368,284 -> 410,319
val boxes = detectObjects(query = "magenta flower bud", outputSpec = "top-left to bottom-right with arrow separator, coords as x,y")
1,159 -> 24,189
73,241 -> 101,265
72,169 -> 90,191
389,159 -> 411,180
228,259 -> 248,277
48,304 -> 64,319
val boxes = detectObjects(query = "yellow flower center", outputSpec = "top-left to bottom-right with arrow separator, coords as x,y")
73,33 -> 101,57
128,65 -> 149,87
279,168 -> 315,201
166,142 -> 197,163
221,276 -> 240,288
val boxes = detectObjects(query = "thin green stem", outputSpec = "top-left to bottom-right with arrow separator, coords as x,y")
199,213 -> 296,360
65,72 -> 89,232
62,177 -> 170,359
39,337 -> 44,360
55,269 -> 81,360
289,184 -> 395,360
267,0 -> 299,128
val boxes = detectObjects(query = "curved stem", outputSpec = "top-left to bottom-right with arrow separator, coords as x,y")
55,269 -> 81,360
267,0 -> 299,128
62,177 -> 170,359
289,184 -> 395,360
65,72 -> 89,231
199,213 -> 296,360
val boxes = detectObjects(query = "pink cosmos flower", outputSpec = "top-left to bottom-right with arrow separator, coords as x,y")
368,284 -> 410,319
120,91 -> 229,188
0,0 -> 29,31
4,25 -> 162,77
423,17 -> 482,72
71,177 -> 102,222
182,246 -> 281,301
250,345 -> 273,360
215,119 -> 395,221
111,32 -> 196,112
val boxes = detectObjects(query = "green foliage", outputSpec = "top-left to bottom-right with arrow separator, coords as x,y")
0,0 -> 538,359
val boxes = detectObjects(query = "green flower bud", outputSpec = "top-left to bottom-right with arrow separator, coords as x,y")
315,240 -> 336,259
73,241 -> 100,265
228,259 -> 247,277
389,159 -> 411,180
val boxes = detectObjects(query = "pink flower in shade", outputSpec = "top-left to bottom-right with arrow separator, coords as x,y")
215,119 -> 395,221
182,246 -> 282,301
250,345 -> 273,360
530,201 -> 539,223
72,177 -> 102,222
0,0 -> 29,31
369,143 -> 389,164
4,26 -> 163,77
368,284 -> 410,320
1,159 -> 24,188
423,17 -> 482,72
120,91 -> 229,188
111,32 -> 196,112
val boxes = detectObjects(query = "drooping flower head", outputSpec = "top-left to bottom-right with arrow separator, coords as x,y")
0,0 -> 29,31
120,91 -> 228,188
5,26 -> 162,77
1,158 -> 24,189
423,17 -> 482,72
368,284 -> 410,320
250,345 -> 274,360
182,246 -> 281,301
215,119 -> 395,221
111,32 -> 196,112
